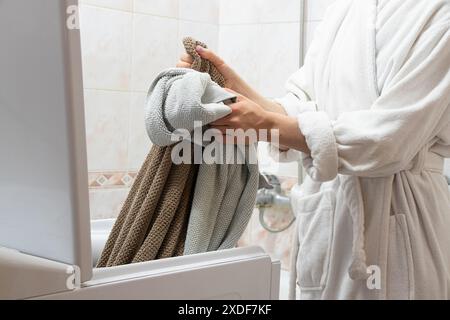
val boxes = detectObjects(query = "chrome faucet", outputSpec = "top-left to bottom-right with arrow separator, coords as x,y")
256,173 -> 296,233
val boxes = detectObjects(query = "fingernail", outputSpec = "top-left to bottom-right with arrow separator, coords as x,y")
195,45 -> 204,53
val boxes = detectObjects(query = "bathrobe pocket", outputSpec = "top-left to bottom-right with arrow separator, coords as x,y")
294,190 -> 336,291
386,214 -> 414,300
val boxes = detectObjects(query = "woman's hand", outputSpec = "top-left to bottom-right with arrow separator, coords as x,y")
210,90 -> 272,142
211,90 -> 310,154
176,46 -> 288,115
176,46 -> 246,93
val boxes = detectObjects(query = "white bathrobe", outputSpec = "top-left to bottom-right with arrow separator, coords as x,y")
272,0 -> 450,299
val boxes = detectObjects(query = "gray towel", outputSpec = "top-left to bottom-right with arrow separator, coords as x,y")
146,68 -> 235,146
145,68 -> 259,255
187,153 -> 259,254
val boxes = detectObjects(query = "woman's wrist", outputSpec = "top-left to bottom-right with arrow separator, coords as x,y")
229,76 -> 287,115
259,110 -> 283,142
262,112 -> 310,154
231,78 -> 254,99
246,88 -> 287,115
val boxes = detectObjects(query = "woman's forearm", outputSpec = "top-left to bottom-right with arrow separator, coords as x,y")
264,112 -> 310,155
233,80 -> 287,115
181,47 -> 287,115
211,84 -> 307,153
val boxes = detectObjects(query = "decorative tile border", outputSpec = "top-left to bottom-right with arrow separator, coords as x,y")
89,172 -> 298,191
88,171 -> 138,189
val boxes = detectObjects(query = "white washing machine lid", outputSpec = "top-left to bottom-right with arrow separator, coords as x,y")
0,0 -> 93,282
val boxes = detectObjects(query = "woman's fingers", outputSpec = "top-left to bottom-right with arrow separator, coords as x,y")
180,53 -> 194,64
224,88 -> 246,102
176,53 -> 194,68
209,131 -> 251,145
209,127 -> 241,144
210,119 -> 230,126
211,114 -> 235,126
224,88 -> 238,95
176,61 -> 192,68
195,46 -> 225,68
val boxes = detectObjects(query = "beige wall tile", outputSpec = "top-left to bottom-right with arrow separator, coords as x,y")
89,188 -> 130,219
128,93 -> 152,171
79,5 -> 132,91
134,0 -> 179,18
131,14 -> 178,92
306,0 -> 336,21
219,24 -> 261,90
179,0 -> 220,24
259,0 -> 301,23
178,20 -> 219,55
258,23 -> 300,98
219,0 -> 261,25
84,89 -> 130,171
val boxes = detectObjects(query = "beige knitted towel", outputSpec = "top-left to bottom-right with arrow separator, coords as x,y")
182,37 -> 225,87
96,37 -> 223,267
96,146 -> 197,267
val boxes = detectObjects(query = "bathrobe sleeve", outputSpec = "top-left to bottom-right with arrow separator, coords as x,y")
298,26 -> 450,181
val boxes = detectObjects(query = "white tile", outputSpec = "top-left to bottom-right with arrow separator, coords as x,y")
305,20 -> 321,52
133,0 -> 179,18
258,23 -> 300,98
220,0 -> 261,25
178,21 -> 219,56
259,0 -> 301,23
89,188 -> 130,219
79,5 -> 132,90
79,0 -> 133,11
128,93 -> 153,170
306,0 -> 335,21
179,0 -> 220,24
218,24 -> 261,91
131,14 -> 178,92
84,89 -> 130,171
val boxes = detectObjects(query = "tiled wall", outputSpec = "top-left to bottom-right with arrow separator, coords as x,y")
78,0 -> 220,219
218,0 -> 302,99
